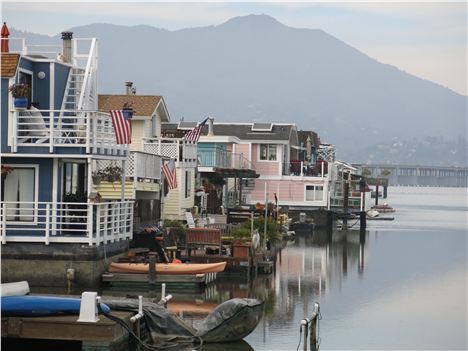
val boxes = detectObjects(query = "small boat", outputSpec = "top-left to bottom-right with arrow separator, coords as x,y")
372,203 -> 395,213
1,295 -> 110,317
108,261 -> 227,275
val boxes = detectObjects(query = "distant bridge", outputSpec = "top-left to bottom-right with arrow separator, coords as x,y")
354,164 -> 468,187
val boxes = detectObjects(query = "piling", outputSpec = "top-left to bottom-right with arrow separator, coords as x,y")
148,254 -> 156,287
375,184 -> 379,206
300,302 -> 320,351
343,181 -> 349,230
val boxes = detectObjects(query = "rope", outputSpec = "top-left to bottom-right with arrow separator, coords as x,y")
296,323 -> 303,351
102,310 -> 203,350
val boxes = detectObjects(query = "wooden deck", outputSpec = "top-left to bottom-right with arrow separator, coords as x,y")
2,311 -> 133,350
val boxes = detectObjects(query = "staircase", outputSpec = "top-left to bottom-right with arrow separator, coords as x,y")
60,38 -> 98,111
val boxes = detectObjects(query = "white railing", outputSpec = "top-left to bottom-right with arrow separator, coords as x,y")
142,138 -> 198,165
126,151 -> 161,180
198,147 -> 255,170
72,38 -> 98,111
12,109 -> 127,155
0,201 -> 133,246
282,161 -> 326,177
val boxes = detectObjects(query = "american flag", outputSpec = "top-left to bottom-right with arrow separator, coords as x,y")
110,110 -> 132,144
183,117 -> 208,142
162,159 -> 177,190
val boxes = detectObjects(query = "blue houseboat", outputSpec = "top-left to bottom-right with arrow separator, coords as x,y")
1,32 -> 133,286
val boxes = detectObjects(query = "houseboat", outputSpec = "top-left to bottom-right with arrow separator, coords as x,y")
1,32 -> 133,286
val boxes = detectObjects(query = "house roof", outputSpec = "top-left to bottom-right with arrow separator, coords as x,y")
98,95 -> 162,117
162,122 -> 294,141
1,53 -> 20,78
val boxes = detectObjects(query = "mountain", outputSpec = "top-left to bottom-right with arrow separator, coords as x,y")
10,14 -> 467,164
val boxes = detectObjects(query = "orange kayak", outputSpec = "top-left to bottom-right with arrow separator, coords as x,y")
108,261 -> 227,275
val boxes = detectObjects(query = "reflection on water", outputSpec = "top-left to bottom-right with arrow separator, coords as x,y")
29,187 -> 467,350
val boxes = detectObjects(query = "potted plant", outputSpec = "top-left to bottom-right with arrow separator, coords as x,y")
9,83 -> 30,110
91,171 -> 102,185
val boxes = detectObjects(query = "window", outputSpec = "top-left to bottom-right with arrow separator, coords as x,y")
259,144 -> 277,161
185,171 -> 191,198
2,166 -> 37,222
305,185 -> 324,202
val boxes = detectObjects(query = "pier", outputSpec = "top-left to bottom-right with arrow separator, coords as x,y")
357,164 -> 468,187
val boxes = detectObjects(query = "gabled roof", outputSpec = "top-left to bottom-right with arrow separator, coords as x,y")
1,53 -> 20,78
98,95 -> 166,119
162,122 -> 294,141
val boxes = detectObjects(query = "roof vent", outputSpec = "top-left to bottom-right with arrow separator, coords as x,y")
251,122 -> 273,132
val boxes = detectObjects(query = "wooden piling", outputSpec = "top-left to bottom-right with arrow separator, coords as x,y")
148,254 -> 156,287
343,181 -> 349,230
375,184 -> 379,206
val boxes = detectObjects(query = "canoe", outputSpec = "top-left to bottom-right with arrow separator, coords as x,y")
108,261 -> 227,275
1,295 -> 110,317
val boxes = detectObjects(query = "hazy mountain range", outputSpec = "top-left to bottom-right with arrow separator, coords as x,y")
11,14 -> 467,165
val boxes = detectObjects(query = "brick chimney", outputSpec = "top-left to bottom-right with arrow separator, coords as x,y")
61,32 -> 73,63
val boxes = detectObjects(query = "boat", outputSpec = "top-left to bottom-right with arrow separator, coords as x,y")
1,295 -> 110,317
108,261 -> 227,275
103,297 -> 264,343
371,203 -> 395,213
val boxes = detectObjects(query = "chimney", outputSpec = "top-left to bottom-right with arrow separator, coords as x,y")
125,82 -> 133,95
207,117 -> 215,136
61,32 -> 73,63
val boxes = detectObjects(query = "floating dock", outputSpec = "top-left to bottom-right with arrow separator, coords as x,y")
1,311 -> 134,351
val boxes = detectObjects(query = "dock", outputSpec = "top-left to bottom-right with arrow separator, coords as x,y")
1,311 -> 134,351
102,272 -> 217,291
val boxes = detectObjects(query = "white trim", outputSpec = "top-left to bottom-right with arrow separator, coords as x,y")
7,77 -> 15,147
49,62 -> 55,109
0,153 -> 127,160
304,183 -> 325,202
257,174 -> 326,181
198,135 -> 240,143
2,164 -> 40,225
257,143 -> 279,162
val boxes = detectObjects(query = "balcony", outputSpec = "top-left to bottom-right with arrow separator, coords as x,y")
282,160 -> 328,177
142,137 -> 197,166
198,147 -> 256,178
10,109 -> 128,156
1,201 -> 133,246
126,151 -> 161,181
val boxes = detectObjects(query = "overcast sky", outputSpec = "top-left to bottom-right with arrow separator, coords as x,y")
2,1 -> 467,95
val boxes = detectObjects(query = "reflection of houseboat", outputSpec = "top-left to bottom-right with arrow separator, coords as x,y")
1,32 -> 133,286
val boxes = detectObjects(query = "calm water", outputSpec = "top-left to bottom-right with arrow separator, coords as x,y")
241,186 -> 467,350
26,187 -> 468,350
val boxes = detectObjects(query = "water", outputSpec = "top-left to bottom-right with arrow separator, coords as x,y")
242,186 -> 467,350
25,186 -> 468,350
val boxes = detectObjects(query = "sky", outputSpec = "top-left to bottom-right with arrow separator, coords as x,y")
2,1 -> 467,96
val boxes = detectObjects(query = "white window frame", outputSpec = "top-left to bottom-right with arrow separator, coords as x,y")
258,144 -> 278,162
2,164 -> 39,225
304,184 -> 324,202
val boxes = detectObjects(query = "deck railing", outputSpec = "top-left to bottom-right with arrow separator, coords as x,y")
11,109 -> 127,155
282,161 -> 327,177
142,138 -> 197,165
126,151 -> 161,180
0,201 -> 133,246
198,147 -> 255,170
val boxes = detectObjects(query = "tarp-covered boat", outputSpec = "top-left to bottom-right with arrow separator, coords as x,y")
108,261 -> 227,275
103,298 -> 263,343
1,295 -> 110,317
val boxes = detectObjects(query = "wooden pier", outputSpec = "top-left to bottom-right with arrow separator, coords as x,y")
1,311 -> 134,351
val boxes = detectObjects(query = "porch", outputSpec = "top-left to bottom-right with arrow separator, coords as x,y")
9,109 -> 128,156
198,146 -> 257,178
0,201 -> 133,246
142,137 -> 197,166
